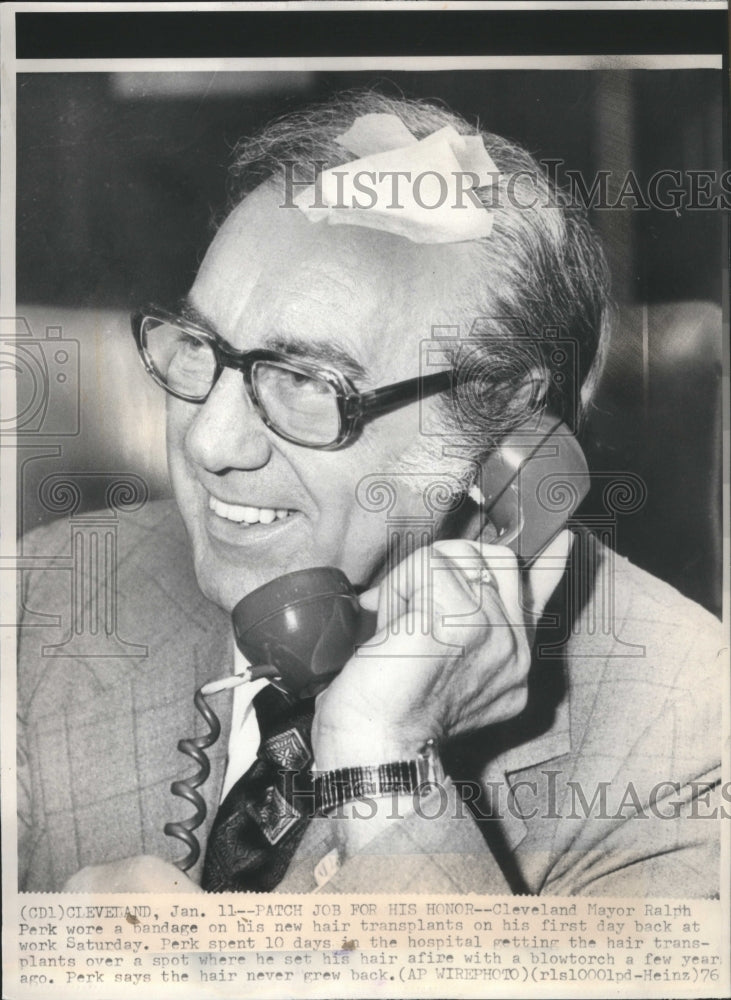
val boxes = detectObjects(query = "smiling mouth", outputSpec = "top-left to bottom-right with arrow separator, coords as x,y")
208,495 -> 295,525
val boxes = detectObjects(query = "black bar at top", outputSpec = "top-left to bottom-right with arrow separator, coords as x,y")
15,10 -> 726,60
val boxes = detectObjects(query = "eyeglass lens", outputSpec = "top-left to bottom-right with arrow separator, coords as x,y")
141,317 -> 342,445
143,319 -> 217,399
252,362 -> 340,444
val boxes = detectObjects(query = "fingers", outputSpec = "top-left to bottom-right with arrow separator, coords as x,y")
358,545 -> 444,637
358,547 -> 430,631
338,538 -> 537,744
359,538 -> 523,644
432,539 -> 523,633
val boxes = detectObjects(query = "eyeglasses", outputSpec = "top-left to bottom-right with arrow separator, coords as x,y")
131,305 -> 455,449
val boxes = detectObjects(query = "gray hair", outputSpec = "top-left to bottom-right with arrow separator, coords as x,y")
228,89 -> 611,453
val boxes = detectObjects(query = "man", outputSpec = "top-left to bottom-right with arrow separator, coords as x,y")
18,91 -> 723,895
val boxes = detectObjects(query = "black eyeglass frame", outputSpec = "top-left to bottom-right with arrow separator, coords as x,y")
131,305 -> 455,450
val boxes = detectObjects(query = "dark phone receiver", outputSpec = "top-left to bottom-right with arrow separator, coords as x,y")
476,411 -> 589,567
232,413 -> 589,696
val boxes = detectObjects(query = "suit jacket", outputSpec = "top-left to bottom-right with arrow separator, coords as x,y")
18,500 -> 724,895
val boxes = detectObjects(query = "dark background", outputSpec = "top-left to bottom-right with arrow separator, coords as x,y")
14,9 -> 727,59
16,68 -> 725,614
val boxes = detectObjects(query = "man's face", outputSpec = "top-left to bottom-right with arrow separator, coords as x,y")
167,184 -> 474,612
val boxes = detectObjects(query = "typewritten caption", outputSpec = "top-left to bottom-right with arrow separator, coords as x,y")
6,895 -> 727,998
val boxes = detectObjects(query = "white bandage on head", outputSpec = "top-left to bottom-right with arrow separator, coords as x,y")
293,113 -> 500,244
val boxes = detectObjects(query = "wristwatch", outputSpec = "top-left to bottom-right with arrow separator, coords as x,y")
314,739 -> 444,814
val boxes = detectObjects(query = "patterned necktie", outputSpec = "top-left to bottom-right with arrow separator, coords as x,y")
201,684 -> 315,892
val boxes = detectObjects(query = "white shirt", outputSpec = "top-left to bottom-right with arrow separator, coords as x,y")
219,645 -> 342,888
220,642 -> 269,802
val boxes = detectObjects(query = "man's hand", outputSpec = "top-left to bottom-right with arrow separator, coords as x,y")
62,855 -> 203,893
313,530 -> 572,770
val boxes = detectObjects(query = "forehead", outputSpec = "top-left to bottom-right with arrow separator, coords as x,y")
189,184 -> 474,377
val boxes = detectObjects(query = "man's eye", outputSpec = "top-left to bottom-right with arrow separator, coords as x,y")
164,332 -> 215,391
178,334 -> 206,355
172,334 -> 212,365
280,368 -> 331,394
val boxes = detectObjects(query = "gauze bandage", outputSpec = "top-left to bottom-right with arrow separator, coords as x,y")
294,112 -> 500,244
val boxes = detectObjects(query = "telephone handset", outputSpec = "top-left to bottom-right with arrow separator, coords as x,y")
231,412 -> 589,698
166,413 -> 588,870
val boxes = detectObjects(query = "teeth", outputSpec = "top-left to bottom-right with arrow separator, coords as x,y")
209,496 -> 292,525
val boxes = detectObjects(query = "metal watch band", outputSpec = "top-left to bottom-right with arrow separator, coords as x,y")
314,739 -> 442,814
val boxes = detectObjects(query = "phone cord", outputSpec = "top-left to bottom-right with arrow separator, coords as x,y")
164,668 -> 280,872
164,684 -> 223,873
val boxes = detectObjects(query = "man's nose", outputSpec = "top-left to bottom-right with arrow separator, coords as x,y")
184,369 -> 272,471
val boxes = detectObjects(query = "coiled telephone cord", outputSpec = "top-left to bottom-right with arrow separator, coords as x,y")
164,670 -> 277,872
